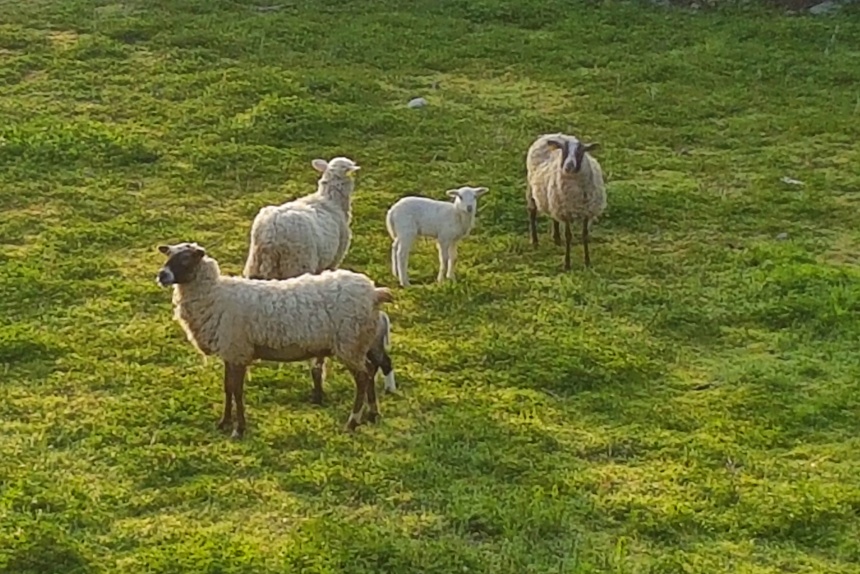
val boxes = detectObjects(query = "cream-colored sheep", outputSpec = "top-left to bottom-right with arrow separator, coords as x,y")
243,156 -> 359,280
242,156 -> 396,403
526,133 -> 605,269
156,242 -> 393,439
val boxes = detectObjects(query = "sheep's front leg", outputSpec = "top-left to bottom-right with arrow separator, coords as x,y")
217,362 -> 234,431
310,356 -> 325,405
582,216 -> 591,268
552,221 -> 562,246
227,362 -> 248,439
563,222 -> 573,271
446,242 -> 458,280
527,199 -> 539,246
436,241 -> 449,283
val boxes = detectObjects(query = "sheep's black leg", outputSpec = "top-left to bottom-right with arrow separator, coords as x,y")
345,366 -> 368,432
310,356 -> 325,405
552,221 -> 562,246
528,208 -> 539,246
582,216 -> 591,268
364,360 -> 380,424
229,363 -> 248,439
217,363 -> 234,431
564,222 -> 573,271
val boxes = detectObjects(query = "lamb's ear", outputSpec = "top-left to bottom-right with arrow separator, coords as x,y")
445,189 -> 461,199
474,187 -> 489,197
191,245 -> 206,260
582,142 -> 600,153
311,159 -> 329,173
157,245 -> 171,255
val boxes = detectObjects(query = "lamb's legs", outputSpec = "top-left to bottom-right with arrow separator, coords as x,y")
436,241 -> 449,283
379,351 -> 396,393
225,362 -> 247,439
582,216 -> 591,268
345,366 -> 368,432
217,363 -> 234,431
310,356 -> 325,405
552,221 -> 562,246
364,361 -> 380,424
395,237 -> 413,287
390,239 -> 399,282
564,222 -> 573,271
446,242 -> 458,280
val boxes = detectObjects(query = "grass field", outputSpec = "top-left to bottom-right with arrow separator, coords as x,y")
2,0 -> 860,572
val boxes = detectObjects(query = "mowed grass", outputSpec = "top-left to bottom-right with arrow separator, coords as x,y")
2,0 -> 860,571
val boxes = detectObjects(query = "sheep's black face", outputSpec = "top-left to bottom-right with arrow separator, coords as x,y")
156,242 -> 206,287
548,137 -> 600,176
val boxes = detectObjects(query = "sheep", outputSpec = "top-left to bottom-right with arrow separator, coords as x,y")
243,156 -> 360,281
525,133 -> 605,269
386,186 -> 489,287
155,241 -> 394,439
242,155 -> 396,404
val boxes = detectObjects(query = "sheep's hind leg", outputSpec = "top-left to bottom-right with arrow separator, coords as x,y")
582,216 -> 591,268
226,363 -> 248,439
395,237 -> 413,287
217,362 -> 234,432
552,221 -> 562,246
310,356 -> 325,405
344,365 -> 369,432
528,206 -> 539,246
364,360 -> 380,424
390,239 -> 400,283
563,222 -> 573,271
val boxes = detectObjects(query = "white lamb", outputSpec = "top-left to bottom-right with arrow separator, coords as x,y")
526,132 -> 605,269
385,186 -> 489,287
243,156 -> 360,280
156,241 -> 393,439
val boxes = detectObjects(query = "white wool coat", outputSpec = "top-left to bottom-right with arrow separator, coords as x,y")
172,256 -> 388,369
526,133 -> 606,224
243,174 -> 354,279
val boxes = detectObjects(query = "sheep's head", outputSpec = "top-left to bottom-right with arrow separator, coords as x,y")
546,136 -> 599,176
312,156 -> 361,179
156,242 -> 206,287
445,186 -> 489,215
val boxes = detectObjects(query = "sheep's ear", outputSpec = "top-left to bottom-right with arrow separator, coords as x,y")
474,187 -> 489,197
546,138 -> 565,150
157,245 -> 171,255
311,159 -> 328,173
191,245 -> 206,259
445,189 -> 461,198
582,142 -> 600,153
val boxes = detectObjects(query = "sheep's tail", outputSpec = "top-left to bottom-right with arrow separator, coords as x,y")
378,311 -> 391,350
374,287 -> 394,305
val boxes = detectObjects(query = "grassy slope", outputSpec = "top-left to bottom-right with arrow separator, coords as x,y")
2,0 -> 860,572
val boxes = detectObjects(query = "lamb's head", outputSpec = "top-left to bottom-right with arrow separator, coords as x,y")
156,242 -> 207,287
445,186 -> 489,216
546,136 -> 599,176
312,156 -> 361,180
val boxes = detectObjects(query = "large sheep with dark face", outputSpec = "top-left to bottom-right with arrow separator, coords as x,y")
526,133 -> 606,269
156,241 -> 393,439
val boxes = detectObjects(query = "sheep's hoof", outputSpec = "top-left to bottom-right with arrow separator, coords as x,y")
365,411 -> 380,424
310,391 -> 324,405
230,428 -> 244,440
216,418 -> 232,431
344,414 -> 361,432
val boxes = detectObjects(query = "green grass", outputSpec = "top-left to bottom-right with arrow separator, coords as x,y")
2,0 -> 860,572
